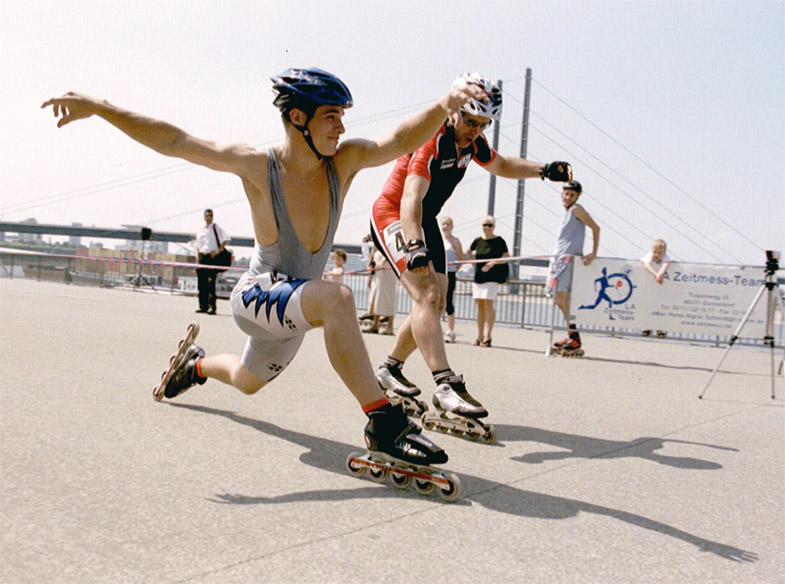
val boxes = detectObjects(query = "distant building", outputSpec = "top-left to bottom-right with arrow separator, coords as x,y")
19,218 -> 43,243
69,223 -> 82,247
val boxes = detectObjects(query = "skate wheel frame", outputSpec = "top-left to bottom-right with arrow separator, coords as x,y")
345,452 -> 462,502
420,412 -> 497,445
387,393 -> 428,418
152,322 -> 200,402
549,346 -> 584,358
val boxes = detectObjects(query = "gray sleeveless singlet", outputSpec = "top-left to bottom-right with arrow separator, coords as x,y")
248,148 -> 341,280
553,205 -> 585,257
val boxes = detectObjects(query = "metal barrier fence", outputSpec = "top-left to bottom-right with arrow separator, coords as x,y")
2,250 -> 782,349
344,271 -> 784,348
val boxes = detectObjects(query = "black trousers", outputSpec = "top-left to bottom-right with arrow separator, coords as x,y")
196,267 -> 217,311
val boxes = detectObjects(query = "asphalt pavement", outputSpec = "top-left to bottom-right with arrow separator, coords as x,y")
1,278 -> 783,583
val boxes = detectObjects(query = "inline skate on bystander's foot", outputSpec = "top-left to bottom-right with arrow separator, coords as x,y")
550,338 -> 584,358
375,366 -> 429,417
153,322 -> 207,401
421,375 -> 497,444
345,403 -> 462,501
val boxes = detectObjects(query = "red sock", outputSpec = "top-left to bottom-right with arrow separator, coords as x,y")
362,397 -> 390,414
195,358 -> 206,379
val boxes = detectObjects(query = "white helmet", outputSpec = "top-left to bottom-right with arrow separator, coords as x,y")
451,72 -> 502,121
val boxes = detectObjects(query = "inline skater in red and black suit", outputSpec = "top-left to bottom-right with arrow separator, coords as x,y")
371,72 -> 573,438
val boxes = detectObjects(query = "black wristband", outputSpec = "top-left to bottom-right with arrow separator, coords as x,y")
404,239 -> 430,270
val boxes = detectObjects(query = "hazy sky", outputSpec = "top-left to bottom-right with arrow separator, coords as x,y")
2,0 -> 783,266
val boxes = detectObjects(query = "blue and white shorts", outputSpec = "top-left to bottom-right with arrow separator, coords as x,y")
230,270 -> 315,382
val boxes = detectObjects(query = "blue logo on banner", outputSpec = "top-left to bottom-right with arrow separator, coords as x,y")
578,266 -> 636,321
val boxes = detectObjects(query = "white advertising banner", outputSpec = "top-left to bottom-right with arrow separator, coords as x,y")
569,258 -> 767,338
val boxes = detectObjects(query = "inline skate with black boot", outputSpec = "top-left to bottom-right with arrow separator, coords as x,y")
375,365 -> 429,417
550,336 -> 584,358
153,322 -> 207,401
420,374 -> 497,444
345,403 -> 462,501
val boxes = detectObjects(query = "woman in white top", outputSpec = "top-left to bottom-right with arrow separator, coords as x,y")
440,216 -> 464,343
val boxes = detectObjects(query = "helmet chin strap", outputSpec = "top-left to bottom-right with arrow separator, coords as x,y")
292,115 -> 325,160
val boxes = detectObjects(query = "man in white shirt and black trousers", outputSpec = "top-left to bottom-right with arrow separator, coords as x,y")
195,208 -> 231,315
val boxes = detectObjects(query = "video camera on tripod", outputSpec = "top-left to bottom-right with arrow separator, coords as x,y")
700,249 -> 784,399
765,250 -> 780,275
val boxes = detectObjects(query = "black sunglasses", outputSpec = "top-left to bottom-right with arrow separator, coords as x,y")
482,223 -> 494,227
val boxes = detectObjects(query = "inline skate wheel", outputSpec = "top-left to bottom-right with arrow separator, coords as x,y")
438,473 -> 462,502
414,478 -> 435,495
368,465 -> 389,483
482,426 -> 497,445
344,454 -> 365,478
421,417 -> 436,431
390,471 -> 412,489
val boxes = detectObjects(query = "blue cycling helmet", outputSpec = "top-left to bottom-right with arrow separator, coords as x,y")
271,67 -> 353,114
271,67 -> 353,158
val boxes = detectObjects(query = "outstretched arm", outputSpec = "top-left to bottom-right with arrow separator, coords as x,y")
484,155 -> 572,182
41,92 -> 255,176
338,84 -> 489,175
484,154 -> 543,180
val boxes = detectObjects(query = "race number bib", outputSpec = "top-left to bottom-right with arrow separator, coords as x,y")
382,220 -> 407,264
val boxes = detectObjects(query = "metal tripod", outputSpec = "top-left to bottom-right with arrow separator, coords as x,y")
699,268 -> 784,399
126,239 -> 156,290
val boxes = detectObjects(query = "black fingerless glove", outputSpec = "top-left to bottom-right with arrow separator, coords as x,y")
540,161 -> 572,182
404,239 -> 431,270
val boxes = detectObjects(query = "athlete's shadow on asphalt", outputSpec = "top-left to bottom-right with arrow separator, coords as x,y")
169,403 -> 756,563
497,424 -> 737,469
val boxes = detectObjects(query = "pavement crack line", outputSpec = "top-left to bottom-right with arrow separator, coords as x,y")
171,504 -> 456,583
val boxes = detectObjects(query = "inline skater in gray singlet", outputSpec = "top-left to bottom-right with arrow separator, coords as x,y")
548,181 -> 600,356
43,69 -> 489,495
